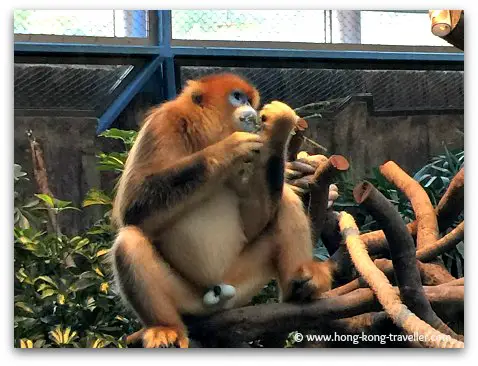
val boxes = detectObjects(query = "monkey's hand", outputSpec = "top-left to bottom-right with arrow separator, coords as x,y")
222,131 -> 264,162
259,101 -> 301,141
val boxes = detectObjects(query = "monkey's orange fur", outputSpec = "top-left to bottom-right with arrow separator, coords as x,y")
111,73 -> 334,348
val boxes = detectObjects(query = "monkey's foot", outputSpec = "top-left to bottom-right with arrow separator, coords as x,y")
287,260 -> 335,302
141,326 -> 189,348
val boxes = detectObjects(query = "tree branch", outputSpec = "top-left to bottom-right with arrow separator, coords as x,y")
353,181 -> 460,339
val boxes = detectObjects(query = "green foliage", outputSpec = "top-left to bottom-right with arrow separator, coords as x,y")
14,130 -> 141,348
413,146 -> 464,206
95,129 -> 137,173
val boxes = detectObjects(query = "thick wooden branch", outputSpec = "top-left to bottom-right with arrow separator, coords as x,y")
432,10 -> 464,51
435,168 -> 464,232
380,161 -> 439,250
359,167 -> 464,255
325,223 -> 464,298
336,211 -> 463,348
308,155 -> 349,238
184,285 -> 462,347
417,221 -> 464,262
353,181 -> 460,339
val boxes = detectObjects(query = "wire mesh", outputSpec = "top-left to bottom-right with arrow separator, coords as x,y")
172,10 -> 451,47
14,10 -> 149,39
14,63 -> 134,114
179,66 -> 463,113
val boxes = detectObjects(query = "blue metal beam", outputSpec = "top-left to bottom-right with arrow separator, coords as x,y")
158,10 -> 177,100
97,56 -> 163,133
14,42 -> 464,62
171,46 -> 464,62
14,42 -> 163,55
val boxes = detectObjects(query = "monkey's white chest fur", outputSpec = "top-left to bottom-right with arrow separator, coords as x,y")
159,188 -> 247,287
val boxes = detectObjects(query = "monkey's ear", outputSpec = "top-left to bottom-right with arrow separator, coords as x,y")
191,91 -> 203,106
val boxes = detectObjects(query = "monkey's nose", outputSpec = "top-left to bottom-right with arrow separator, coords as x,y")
239,110 -> 257,122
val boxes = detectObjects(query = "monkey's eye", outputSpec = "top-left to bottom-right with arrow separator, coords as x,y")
229,90 -> 246,107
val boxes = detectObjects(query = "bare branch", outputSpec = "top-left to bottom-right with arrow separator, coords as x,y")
353,181 -> 460,339
337,211 -> 463,348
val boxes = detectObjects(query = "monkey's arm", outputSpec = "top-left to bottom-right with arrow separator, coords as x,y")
118,131 -> 262,230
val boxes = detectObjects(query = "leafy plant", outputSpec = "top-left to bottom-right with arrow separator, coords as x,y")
14,129 -> 142,348
413,146 -> 464,206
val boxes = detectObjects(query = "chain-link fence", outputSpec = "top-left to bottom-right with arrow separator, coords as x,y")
14,10 -> 149,39
14,63 -> 134,114
172,10 -> 451,47
180,66 -> 463,113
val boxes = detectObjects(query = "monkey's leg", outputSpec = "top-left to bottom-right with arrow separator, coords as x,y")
273,185 -> 335,302
234,106 -> 299,242
112,226 -> 203,348
221,232 -> 277,307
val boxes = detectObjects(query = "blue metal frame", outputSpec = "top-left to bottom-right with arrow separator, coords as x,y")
97,56 -> 163,133
158,10 -> 177,100
14,9 -> 465,134
172,46 -> 464,62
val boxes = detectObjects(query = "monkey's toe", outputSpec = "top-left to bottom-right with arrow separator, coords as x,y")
142,326 -> 189,348
287,261 -> 335,302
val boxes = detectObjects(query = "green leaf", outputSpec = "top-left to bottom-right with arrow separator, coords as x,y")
82,189 -> 112,208
456,241 -> 464,256
35,194 -> 55,208
70,277 -> 97,292
40,289 -> 56,299
14,164 -> 28,181
17,213 -> 30,230
423,176 -> 437,188
34,276 -> 59,289
53,198 -> 74,209
74,238 -> 90,251
36,283 -> 53,292
33,339 -> 46,348
15,302 -> 34,314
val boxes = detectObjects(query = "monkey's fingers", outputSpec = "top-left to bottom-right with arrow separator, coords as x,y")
285,168 -> 303,180
142,326 -> 189,348
327,184 -> 340,208
290,176 -> 314,190
329,183 -> 338,193
286,161 -> 316,175
297,154 -> 329,169
289,185 -> 306,196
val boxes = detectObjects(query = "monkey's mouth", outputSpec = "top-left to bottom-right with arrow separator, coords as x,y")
240,114 -> 263,133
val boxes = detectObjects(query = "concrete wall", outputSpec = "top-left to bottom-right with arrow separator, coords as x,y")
301,101 -> 464,182
14,116 -> 121,235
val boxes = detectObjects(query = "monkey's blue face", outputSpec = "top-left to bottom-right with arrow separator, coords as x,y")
229,89 -> 261,133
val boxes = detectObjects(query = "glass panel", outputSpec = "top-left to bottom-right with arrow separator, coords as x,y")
172,10 -> 452,47
14,10 -> 148,38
